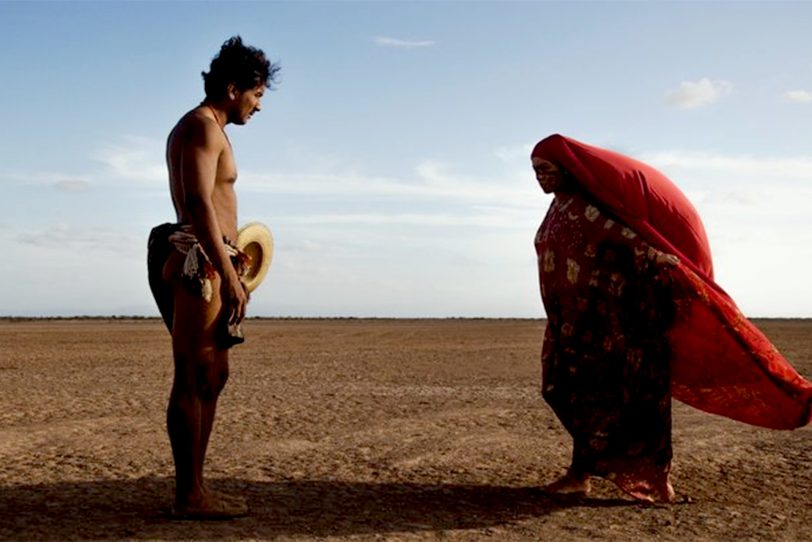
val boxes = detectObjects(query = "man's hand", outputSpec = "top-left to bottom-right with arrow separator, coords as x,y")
222,269 -> 248,325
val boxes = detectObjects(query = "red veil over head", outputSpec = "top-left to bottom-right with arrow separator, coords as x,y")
532,134 -> 812,430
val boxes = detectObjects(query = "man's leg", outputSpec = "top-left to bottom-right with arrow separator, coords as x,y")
164,254 -> 247,517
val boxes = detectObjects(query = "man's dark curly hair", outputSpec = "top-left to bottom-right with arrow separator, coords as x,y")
202,36 -> 280,100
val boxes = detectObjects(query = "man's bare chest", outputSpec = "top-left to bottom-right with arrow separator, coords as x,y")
216,144 -> 238,184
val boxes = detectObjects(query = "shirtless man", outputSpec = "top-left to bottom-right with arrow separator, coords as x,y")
147,36 -> 279,519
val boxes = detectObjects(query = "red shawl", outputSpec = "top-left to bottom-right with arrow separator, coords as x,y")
532,134 -> 812,429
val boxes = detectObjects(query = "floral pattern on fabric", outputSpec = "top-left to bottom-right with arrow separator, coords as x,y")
535,192 -> 675,501
531,134 -> 812,431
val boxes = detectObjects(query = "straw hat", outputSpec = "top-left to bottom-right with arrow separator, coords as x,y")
236,222 -> 274,293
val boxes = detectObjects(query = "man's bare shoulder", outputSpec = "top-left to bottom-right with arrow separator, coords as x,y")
169,107 -> 225,148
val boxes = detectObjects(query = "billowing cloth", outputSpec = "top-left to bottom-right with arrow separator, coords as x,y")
532,134 -> 812,430
147,223 -> 250,347
533,134 -> 714,280
536,192 -> 675,501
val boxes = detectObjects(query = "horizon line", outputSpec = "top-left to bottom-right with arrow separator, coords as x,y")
2,315 -> 810,322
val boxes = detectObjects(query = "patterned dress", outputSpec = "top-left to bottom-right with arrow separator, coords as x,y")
535,190 -> 675,501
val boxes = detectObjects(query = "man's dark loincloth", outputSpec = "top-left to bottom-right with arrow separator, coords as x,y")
148,223 -> 180,331
147,222 -> 248,348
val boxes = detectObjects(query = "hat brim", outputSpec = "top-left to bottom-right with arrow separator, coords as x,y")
236,222 -> 274,293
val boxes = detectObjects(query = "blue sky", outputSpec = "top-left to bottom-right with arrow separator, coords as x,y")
1,1 -> 811,317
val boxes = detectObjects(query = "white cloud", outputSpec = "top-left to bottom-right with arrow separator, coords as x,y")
275,208 -> 532,229
1,136 -> 165,190
493,144 -> 533,164
16,222 -> 140,256
664,77 -> 733,109
634,149 -> 812,314
240,160 -> 540,209
639,150 -> 812,179
783,90 -> 812,103
93,136 -> 165,183
372,36 -> 436,49
1,171 -> 93,189
53,179 -> 92,192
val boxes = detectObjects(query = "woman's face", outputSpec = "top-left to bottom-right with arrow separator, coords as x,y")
532,157 -> 564,193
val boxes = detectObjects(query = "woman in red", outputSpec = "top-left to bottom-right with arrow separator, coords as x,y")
532,134 -> 812,503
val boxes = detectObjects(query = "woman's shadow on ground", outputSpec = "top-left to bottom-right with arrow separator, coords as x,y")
0,477 -> 632,540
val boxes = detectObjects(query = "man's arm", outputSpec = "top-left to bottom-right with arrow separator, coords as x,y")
180,117 -> 247,325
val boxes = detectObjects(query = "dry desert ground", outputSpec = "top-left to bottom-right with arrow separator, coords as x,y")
0,318 -> 810,541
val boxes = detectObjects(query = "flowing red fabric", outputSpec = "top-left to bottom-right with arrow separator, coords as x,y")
532,134 -> 812,430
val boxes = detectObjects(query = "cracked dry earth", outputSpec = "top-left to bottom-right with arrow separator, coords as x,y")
0,318 -> 809,541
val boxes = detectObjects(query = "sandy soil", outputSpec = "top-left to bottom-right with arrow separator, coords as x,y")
0,318 -> 809,541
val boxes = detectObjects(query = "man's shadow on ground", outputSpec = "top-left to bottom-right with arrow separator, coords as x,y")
0,477 -> 633,540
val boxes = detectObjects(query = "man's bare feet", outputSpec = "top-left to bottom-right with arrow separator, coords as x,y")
172,488 -> 249,520
543,471 -> 591,495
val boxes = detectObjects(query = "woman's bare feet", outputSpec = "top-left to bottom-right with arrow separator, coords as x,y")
655,478 -> 676,503
631,475 -> 675,504
172,487 -> 249,520
543,470 -> 592,495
